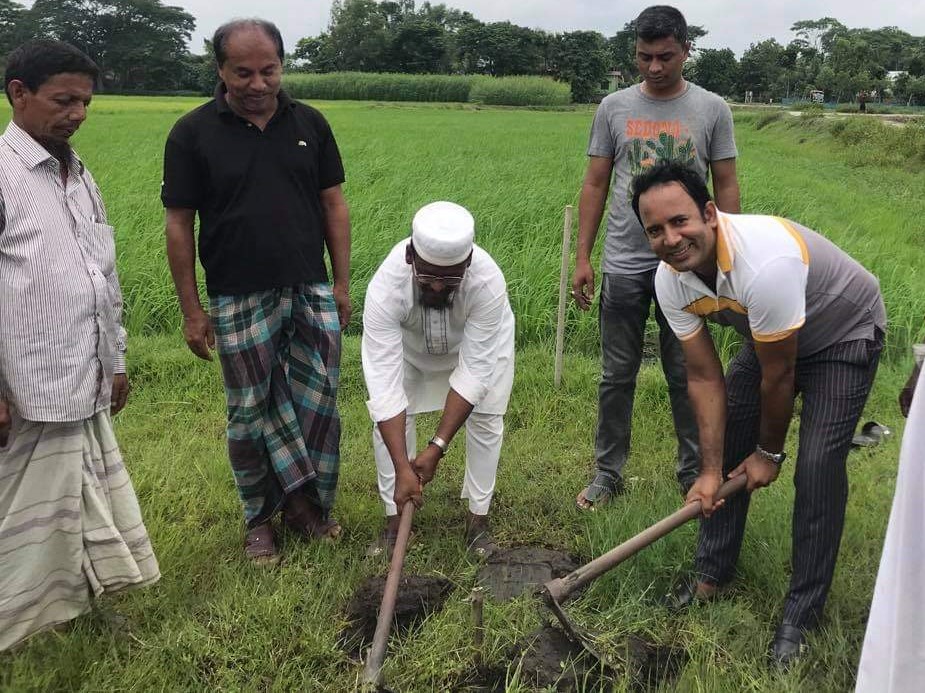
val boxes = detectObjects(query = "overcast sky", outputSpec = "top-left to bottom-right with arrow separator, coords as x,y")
171,0 -> 925,57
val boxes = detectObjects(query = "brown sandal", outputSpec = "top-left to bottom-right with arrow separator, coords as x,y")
245,523 -> 280,565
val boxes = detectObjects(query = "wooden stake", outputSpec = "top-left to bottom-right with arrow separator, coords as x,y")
554,205 -> 573,388
471,587 -> 485,670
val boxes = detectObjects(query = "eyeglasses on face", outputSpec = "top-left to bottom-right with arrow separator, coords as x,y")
413,265 -> 465,288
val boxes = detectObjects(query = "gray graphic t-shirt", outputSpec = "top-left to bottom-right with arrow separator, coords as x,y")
588,82 -> 738,274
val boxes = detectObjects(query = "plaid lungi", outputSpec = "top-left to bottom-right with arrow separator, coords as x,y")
0,409 -> 160,652
210,283 -> 342,528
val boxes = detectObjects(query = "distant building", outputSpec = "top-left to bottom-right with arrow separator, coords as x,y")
886,70 -> 909,82
605,70 -> 624,92
810,89 -> 824,104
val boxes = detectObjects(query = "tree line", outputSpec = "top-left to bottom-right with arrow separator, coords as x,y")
1,0 -> 924,104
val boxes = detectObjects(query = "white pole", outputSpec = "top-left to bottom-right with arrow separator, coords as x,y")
554,205 -> 573,388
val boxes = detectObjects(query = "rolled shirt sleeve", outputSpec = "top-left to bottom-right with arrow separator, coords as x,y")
449,281 -> 508,407
362,278 -> 409,422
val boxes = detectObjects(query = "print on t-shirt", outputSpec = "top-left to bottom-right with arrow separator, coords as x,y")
625,119 -> 697,198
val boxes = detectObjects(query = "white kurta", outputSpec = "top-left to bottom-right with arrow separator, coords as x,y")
362,240 -> 515,421
362,239 -> 516,516
856,366 -> 925,692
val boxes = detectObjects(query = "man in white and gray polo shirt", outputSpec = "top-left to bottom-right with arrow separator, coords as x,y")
571,5 -> 740,509
0,40 -> 159,650
632,160 -> 885,667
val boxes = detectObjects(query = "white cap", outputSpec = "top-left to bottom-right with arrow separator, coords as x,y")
411,201 -> 475,266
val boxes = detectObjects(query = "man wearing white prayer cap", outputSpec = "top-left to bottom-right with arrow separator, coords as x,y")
361,201 -> 515,557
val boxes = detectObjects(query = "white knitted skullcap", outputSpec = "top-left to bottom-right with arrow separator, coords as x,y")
411,201 -> 475,266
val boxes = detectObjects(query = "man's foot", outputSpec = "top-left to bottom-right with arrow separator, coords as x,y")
769,624 -> 808,669
465,512 -> 497,558
663,576 -> 721,612
366,515 -> 404,559
284,495 -> 342,543
245,522 -> 280,565
576,472 -> 624,510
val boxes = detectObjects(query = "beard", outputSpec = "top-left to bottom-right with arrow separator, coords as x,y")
39,137 -> 73,170
418,287 -> 455,309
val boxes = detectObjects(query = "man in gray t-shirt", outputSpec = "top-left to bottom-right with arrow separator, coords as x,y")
571,5 -> 740,509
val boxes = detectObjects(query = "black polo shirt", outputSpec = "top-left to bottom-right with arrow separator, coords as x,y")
161,85 -> 345,295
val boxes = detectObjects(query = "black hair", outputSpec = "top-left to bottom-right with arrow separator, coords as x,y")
212,18 -> 285,66
630,160 -> 712,225
635,5 -> 688,44
5,40 -> 99,104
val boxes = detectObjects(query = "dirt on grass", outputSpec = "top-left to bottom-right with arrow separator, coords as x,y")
457,625 -> 688,692
339,574 -> 454,659
477,546 -> 578,601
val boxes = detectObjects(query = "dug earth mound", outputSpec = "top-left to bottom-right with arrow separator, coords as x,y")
339,574 -> 453,659
477,546 -> 578,601
459,626 -> 687,692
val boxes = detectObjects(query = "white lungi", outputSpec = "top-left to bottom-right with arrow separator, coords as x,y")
856,367 -> 925,692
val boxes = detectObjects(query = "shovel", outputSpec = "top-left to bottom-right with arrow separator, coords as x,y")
540,475 -> 747,663
361,500 -> 416,689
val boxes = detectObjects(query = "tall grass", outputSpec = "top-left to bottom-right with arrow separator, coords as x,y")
2,98 -> 922,359
0,336 -> 907,691
284,72 -> 472,103
282,72 -> 569,106
0,97 -> 918,692
468,75 -> 571,106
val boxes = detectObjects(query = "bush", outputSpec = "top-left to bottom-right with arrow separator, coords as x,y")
282,72 -> 572,107
468,75 -> 571,106
283,72 -> 471,103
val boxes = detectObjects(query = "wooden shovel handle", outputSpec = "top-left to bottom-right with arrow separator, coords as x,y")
361,500 -> 416,687
544,475 -> 747,603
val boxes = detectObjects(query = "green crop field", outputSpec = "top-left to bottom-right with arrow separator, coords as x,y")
1,98 -> 923,692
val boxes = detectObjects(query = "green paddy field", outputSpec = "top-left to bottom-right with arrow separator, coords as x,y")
1,97 -> 924,692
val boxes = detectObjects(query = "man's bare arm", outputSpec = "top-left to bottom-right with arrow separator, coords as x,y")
711,158 -> 740,214
165,207 -> 213,360
571,156 -> 613,311
320,185 -> 352,329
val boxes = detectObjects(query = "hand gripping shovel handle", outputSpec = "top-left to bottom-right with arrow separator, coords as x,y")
362,500 -> 416,688
543,475 -> 747,604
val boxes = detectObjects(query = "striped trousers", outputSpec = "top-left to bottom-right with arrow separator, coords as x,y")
696,331 -> 882,629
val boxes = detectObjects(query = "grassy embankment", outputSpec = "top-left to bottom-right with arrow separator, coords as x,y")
1,99 -> 924,691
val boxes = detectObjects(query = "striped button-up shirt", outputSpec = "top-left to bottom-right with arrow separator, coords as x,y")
0,121 -> 126,422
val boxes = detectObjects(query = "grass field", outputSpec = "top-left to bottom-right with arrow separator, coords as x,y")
1,99 -> 923,692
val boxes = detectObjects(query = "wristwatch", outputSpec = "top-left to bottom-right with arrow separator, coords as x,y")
755,444 -> 787,465
428,435 -> 448,458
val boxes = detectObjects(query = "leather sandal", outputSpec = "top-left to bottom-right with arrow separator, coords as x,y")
245,522 -> 280,565
576,472 -> 625,511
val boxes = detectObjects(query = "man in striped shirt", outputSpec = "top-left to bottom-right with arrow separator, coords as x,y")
631,161 -> 884,667
0,40 -> 159,651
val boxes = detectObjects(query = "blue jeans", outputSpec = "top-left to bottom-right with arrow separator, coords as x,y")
595,271 -> 700,489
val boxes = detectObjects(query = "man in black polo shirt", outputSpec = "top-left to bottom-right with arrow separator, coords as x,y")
162,18 -> 351,564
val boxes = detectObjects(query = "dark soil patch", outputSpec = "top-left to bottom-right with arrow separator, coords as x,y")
477,546 -> 578,601
339,574 -> 453,659
456,625 -> 608,691
620,634 -> 687,690
456,627 -> 687,692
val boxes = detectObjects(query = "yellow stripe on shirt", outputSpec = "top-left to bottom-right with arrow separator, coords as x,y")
774,218 -> 810,265
683,296 -> 748,316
